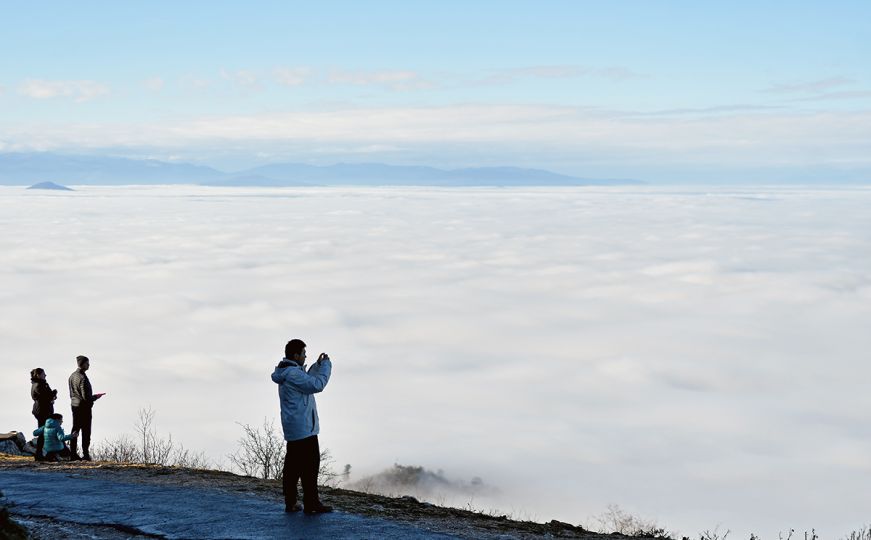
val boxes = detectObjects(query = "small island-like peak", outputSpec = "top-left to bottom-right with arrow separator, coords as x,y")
26,181 -> 74,191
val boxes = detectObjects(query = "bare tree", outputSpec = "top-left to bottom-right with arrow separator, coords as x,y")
172,446 -> 211,469
318,447 -> 341,487
92,406 -> 207,469
595,504 -> 670,538
228,418 -> 285,480
135,406 -> 174,465
90,433 -> 137,463
228,418 -> 340,484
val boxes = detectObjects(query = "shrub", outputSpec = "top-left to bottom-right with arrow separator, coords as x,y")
91,406 -> 209,468
228,418 -> 340,485
595,504 -> 671,538
228,418 -> 285,480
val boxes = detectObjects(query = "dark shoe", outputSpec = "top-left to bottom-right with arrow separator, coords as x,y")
81,455 -> 92,462
304,504 -> 333,515
34,454 -> 43,462
70,454 -> 82,461
285,502 -> 303,513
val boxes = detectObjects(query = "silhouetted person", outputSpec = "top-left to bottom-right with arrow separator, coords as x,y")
30,368 -> 57,461
272,339 -> 333,514
68,355 -> 101,460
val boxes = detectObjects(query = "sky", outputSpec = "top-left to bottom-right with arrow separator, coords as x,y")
1,1 -> 870,181
2,185 -> 871,537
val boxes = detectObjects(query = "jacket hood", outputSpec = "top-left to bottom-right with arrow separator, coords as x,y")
271,359 -> 301,383
45,417 -> 59,428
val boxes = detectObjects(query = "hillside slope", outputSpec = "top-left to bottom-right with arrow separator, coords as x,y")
0,455 -> 625,539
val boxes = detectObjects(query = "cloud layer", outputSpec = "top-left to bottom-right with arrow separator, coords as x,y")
1,186 -> 870,537
18,79 -> 110,102
3,65 -> 870,178
3,105 -> 871,176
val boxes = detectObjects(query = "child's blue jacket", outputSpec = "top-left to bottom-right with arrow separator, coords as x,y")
33,417 -> 72,453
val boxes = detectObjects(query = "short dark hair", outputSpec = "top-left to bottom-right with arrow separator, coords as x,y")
76,355 -> 89,367
50,413 -> 63,421
285,339 -> 306,359
30,368 -> 44,382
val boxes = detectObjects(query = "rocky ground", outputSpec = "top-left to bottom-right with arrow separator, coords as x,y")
0,454 -> 637,539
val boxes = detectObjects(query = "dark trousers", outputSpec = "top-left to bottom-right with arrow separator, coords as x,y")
33,411 -> 51,458
70,405 -> 92,458
44,447 -> 71,462
282,435 -> 321,507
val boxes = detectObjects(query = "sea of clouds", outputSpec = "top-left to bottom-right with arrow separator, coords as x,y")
1,185 -> 870,536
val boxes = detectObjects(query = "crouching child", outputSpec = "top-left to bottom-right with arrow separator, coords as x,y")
33,413 -> 78,461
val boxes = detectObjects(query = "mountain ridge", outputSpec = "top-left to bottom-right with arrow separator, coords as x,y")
0,152 -> 640,187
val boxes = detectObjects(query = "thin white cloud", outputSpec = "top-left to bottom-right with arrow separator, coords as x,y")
160,64 -> 640,93
219,68 -> 261,90
178,75 -> 212,91
144,76 -> 165,92
18,78 -> 110,102
636,104 -> 785,116
326,69 -> 434,91
791,90 -> 871,102
273,67 -> 312,87
480,65 -> 647,85
763,76 -> 855,94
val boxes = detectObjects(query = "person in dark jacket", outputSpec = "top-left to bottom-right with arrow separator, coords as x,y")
271,339 -> 333,514
30,368 -> 57,461
68,355 -> 102,461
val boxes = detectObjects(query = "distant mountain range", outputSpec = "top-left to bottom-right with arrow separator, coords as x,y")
0,152 -> 641,187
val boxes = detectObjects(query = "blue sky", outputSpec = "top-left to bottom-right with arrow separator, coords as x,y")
1,1 -> 869,180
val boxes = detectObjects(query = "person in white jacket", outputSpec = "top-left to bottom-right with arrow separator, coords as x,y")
271,338 -> 332,514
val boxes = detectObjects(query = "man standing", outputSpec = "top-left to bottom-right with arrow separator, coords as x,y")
69,355 -> 101,460
271,339 -> 333,514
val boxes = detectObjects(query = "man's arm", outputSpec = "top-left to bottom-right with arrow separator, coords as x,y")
307,353 -> 331,376
82,375 -> 94,405
289,359 -> 332,394
32,383 -> 45,402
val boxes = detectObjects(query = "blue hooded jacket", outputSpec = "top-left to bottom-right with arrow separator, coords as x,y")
271,357 -> 332,442
33,417 -> 73,453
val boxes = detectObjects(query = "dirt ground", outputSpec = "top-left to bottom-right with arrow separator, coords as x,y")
0,454 -> 631,539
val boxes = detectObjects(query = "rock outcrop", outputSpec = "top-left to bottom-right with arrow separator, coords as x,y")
0,432 -> 34,456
